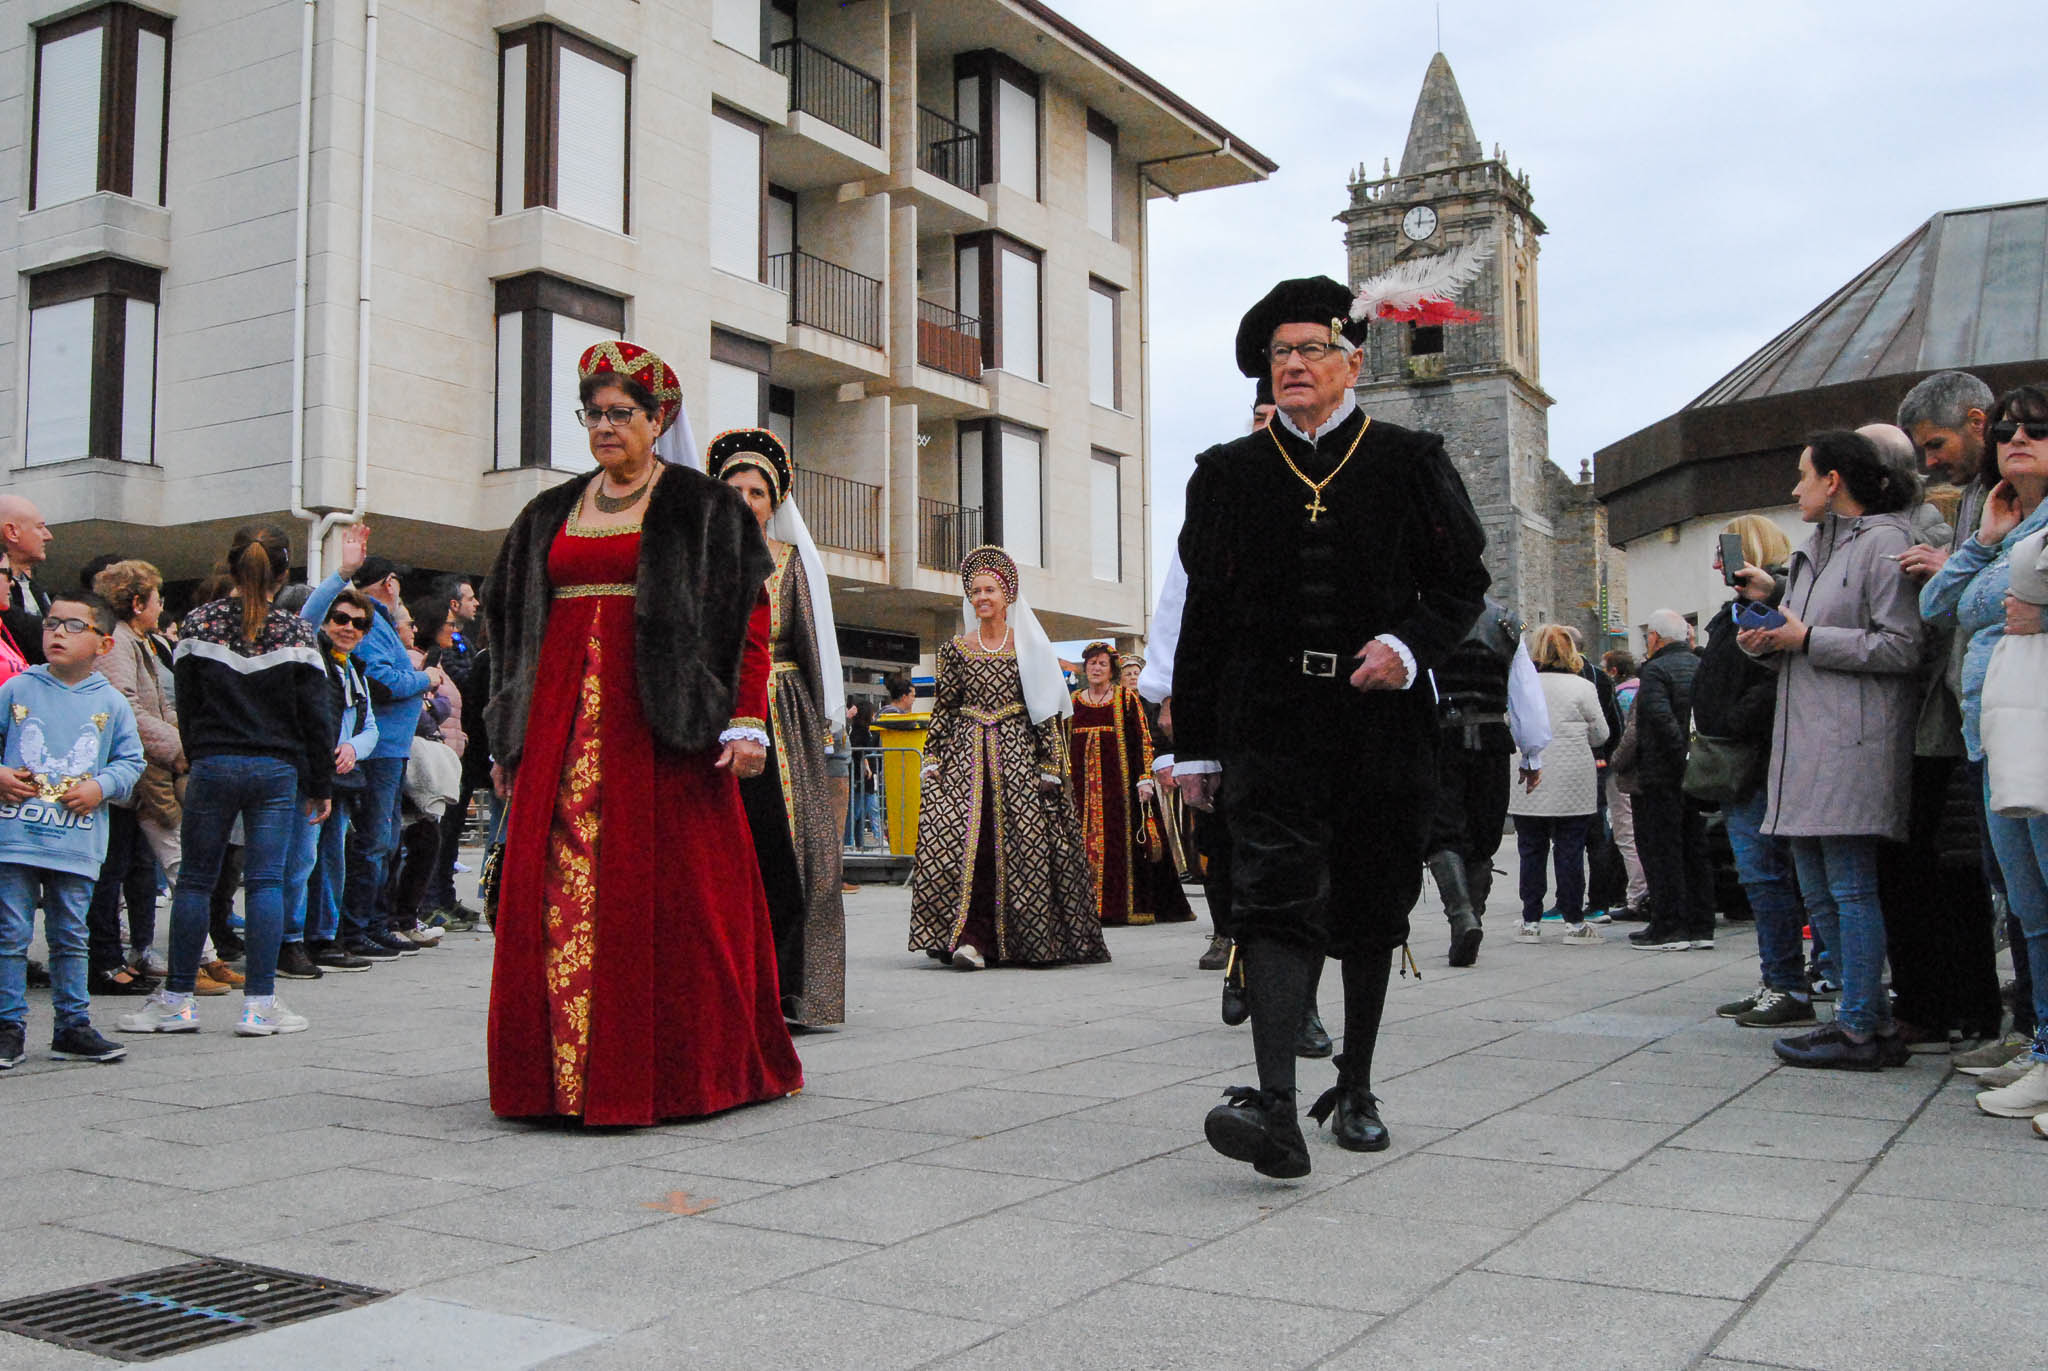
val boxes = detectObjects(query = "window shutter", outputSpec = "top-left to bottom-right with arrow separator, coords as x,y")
1089,288 -> 1116,408
1090,455 -> 1120,582
495,311 -> 523,469
1000,428 -> 1042,567
708,116 -> 762,278
34,27 -> 104,207
996,78 -> 1037,198
120,298 -> 158,462
499,43 -> 527,213
554,46 -> 626,234
708,359 -> 764,435
131,28 -> 168,204
1086,128 -> 1113,238
549,314 -> 612,470
25,299 -> 96,464
998,247 -> 1039,383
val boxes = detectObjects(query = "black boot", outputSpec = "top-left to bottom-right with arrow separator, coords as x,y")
1220,943 -> 1249,1025
1295,1010 -> 1333,1058
1307,1055 -> 1389,1152
1204,1086 -> 1310,1177
1429,850 -> 1483,967
1464,854 -> 1495,921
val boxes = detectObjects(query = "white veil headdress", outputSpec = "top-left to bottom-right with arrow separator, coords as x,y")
767,496 -> 846,725
958,547 -> 1071,724
654,403 -> 703,471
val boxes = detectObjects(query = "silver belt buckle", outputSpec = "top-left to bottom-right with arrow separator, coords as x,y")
1301,650 -> 1338,679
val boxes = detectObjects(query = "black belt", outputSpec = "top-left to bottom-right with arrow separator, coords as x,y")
1289,649 -> 1350,679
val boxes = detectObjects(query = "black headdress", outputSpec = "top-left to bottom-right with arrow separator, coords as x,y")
1233,276 -> 1368,378
707,428 -> 793,507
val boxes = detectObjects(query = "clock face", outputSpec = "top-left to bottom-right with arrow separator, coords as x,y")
1401,205 -> 1438,241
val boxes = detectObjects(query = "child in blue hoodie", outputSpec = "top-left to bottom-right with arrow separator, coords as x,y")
0,593 -> 145,1068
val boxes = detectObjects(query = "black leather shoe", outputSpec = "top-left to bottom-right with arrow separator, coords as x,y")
1773,1024 -> 1884,1071
1308,1075 -> 1390,1153
1197,935 -> 1231,972
1204,1086 -> 1310,1178
1220,947 -> 1249,1026
1294,1012 -> 1333,1059
88,966 -> 159,996
275,942 -> 322,981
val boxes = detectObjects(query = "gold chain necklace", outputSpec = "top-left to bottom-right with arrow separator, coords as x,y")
592,465 -> 656,514
1268,413 -> 1370,523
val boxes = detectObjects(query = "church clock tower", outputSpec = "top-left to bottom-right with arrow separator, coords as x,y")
1338,53 -> 1598,641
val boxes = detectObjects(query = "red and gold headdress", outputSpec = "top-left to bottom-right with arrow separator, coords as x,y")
1081,640 -> 1117,664
578,340 -> 682,435
959,545 -> 1019,602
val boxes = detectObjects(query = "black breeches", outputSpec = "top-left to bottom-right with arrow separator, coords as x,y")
1426,744 -> 1511,865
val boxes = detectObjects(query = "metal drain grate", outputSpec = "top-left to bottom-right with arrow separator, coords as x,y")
0,1259 -> 389,1362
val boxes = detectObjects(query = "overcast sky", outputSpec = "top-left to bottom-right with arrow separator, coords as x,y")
1036,0 -> 2044,602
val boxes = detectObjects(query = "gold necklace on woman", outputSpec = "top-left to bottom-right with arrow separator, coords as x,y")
1268,414 -> 1370,523
592,464 -> 656,514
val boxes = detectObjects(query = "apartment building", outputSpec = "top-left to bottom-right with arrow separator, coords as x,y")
1,0 -> 1270,683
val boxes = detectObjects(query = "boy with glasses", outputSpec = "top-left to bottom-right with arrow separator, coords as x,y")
0,594 -> 145,1068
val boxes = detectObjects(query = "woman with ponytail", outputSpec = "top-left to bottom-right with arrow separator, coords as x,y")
118,526 -> 336,1040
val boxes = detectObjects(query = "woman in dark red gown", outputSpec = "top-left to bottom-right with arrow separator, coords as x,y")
482,341 -> 801,1125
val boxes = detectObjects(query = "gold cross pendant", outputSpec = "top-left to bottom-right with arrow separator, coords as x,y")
1304,494 -> 1327,522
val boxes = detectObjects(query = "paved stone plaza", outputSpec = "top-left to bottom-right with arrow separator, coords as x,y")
4,870 -> 2044,1370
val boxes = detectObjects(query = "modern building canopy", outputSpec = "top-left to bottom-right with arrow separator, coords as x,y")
1597,197 -> 2048,544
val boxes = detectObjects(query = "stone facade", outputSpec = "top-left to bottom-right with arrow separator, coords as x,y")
1335,53 -> 1614,648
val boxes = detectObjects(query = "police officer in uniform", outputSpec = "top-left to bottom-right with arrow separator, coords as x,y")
1426,596 -> 1550,966
1175,277 -> 1489,1177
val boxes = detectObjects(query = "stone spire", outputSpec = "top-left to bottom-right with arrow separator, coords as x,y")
1397,52 -> 1482,175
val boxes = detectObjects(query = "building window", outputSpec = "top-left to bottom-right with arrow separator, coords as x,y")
1085,111 -> 1117,239
493,274 -> 626,471
955,51 -> 1039,199
1090,450 -> 1121,582
708,329 -> 772,435
710,107 -> 766,280
1409,322 -> 1444,356
31,5 -> 172,211
23,258 -> 161,466
963,419 -> 1043,567
957,232 -> 1042,383
1514,279 -> 1528,358
1089,279 -> 1121,409
498,26 -> 631,234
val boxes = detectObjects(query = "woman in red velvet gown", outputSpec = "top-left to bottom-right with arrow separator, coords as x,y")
482,341 -> 801,1125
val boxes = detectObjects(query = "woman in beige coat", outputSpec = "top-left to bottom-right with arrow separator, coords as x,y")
1509,625 -> 1609,944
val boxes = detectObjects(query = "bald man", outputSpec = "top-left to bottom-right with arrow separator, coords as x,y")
0,495 -> 53,665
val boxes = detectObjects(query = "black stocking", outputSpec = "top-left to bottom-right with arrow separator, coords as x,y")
1244,937 -> 1317,1094
1339,946 -> 1395,1086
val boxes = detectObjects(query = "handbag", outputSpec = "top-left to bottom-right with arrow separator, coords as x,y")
1681,732 -> 1763,805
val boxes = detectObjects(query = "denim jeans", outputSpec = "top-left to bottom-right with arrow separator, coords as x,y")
170,755 -> 300,997
342,757 -> 406,941
281,791 -> 323,944
1517,813 -> 1591,923
1788,836 -> 1888,1037
1981,773 -> 2048,1062
308,797 -> 351,944
1723,788 -> 1806,993
0,864 -> 95,1030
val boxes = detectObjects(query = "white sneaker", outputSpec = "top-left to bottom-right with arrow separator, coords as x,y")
127,948 -> 170,977
235,998 -> 309,1037
408,922 -> 443,947
1956,1034 -> 2032,1076
951,944 -> 986,970
1976,1059 -> 2037,1090
1516,923 -> 1543,942
1976,1061 -> 2048,1118
1583,910 -> 1614,925
2034,1110 -> 2048,1141
1558,922 -> 1603,945
117,991 -> 199,1034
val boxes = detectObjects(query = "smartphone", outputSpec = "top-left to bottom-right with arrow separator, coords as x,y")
1719,533 -> 1746,587
1734,600 -> 1786,631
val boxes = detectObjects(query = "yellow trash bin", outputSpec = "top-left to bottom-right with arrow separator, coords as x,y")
874,712 -> 930,856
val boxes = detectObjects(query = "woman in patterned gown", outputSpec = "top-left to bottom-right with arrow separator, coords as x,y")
1069,642 -> 1195,926
712,428 -> 846,1027
908,547 -> 1108,969
482,341 -> 801,1125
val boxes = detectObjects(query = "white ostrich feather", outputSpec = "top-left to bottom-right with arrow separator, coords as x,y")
1349,239 -> 1496,320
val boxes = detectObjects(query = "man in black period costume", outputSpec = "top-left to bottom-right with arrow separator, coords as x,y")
1174,276 -> 1489,1177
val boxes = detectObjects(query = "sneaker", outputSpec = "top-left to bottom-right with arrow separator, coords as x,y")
951,943 -> 986,971
1977,1061 -> 2048,1118
1956,1034 -> 2032,1076
127,948 -> 169,977
364,929 -> 421,957
117,991 -> 200,1034
1977,1059 -> 2034,1089
201,959 -> 245,988
1629,926 -> 1695,950
1809,976 -> 1840,1001
2034,1110 -> 2048,1141
427,903 -> 483,932
344,938 -> 403,962
406,922 -> 443,948
275,942 -> 322,981
0,1021 -> 23,1069
1719,985 -> 1768,1019
1197,935 -> 1231,972
1558,922 -> 1603,946
234,998 -> 309,1037
310,942 -> 373,972
1773,1024 -> 1884,1071
1516,922 -> 1543,942
1736,989 -> 1818,1029
50,1024 -> 127,1063
1584,909 -> 1614,926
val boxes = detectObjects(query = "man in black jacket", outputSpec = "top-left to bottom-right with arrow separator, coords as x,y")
1629,609 -> 1715,949
1175,277 -> 1489,1177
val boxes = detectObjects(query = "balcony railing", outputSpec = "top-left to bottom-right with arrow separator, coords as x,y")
916,105 -> 979,192
916,299 -> 982,380
791,468 -> 882,556
765,251 -> 885,349
769,38 -> 881,146
918,498 -> 983,572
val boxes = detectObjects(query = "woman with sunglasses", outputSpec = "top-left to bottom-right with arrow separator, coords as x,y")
277,588 -> 382,977
1919,383 -> 2048,1124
